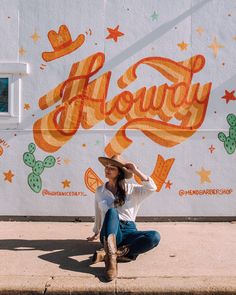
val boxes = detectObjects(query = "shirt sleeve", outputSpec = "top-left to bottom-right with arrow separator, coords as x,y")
92,190 -> 102,235
132,176 -> 157,203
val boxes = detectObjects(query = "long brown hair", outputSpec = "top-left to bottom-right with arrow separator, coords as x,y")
113,166 -> 127,207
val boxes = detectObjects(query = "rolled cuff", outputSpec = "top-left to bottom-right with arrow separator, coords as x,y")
141,176 -> 157,191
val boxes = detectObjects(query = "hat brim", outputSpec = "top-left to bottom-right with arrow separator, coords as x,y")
98,156 -> 133,179
42,34 -> 85,62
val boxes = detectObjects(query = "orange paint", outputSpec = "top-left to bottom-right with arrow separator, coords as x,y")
106,25 -> 124,42
84,168 -> 103,193
3,170 -> 14,183
134,154 -> 175,192
33,52 -> 212,154
42,25 -> 85,62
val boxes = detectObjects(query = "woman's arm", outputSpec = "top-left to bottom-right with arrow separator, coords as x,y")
124,162 -> 157,200
133,168 -> 149,181
92,197 -> 101,235
87,189 -> 101,241
124,162 -> 149,181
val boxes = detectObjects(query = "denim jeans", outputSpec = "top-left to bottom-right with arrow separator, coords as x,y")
99,207 -> 161,260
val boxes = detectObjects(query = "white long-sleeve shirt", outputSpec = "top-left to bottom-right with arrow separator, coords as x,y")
92,176 -> 157,235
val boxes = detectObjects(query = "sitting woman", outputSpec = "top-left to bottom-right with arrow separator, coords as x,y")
87,154 -> 161,281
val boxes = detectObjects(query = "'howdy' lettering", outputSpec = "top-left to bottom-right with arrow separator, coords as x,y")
33,52 -> 212,153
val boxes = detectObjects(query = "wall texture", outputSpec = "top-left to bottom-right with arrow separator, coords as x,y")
0,0 -> 236,218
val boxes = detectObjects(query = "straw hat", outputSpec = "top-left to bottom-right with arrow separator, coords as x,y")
98,154 -> 133,179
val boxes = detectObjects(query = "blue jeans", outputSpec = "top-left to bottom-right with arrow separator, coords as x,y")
99,208 -> 161,260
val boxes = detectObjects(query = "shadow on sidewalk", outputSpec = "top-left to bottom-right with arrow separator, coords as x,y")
0,239 -> 109,282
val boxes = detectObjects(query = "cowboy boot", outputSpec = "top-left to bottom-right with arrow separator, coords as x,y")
91,247 -> 105,264
91,244 -> 132,264
117,244 -> 133,262
103,234 -> 118,281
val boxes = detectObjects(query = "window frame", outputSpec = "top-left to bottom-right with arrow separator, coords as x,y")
0,63 -> 29,129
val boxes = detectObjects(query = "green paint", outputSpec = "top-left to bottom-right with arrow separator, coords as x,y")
151,11 -> 158,21
218,113 -> 236,154
23,143 -> 56,193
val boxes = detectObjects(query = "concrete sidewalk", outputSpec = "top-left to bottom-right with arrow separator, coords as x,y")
0,221 -> 236,294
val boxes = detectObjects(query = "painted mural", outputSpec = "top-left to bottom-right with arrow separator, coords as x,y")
0,0 -> 236,217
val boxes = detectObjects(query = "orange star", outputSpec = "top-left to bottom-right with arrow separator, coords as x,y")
24,103 -> 30,110
209,145 -> 215,153
106,25 -> 124,42
196,27 -> 204,35
63,158 -> 71,165
222,90 -> 236,104
3,170 -> 14,183
165,180 -> 172,189
0,146 -> 3,156
177,41 -> 189,51
196,167 -> 211,184
31,31 -> 40,42
208,36 -> 224,58
62,179 -> 70,188
19,47 -> 26,56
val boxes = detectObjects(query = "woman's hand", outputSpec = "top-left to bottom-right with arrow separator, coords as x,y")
124,162 -> 139,174
87,233 -> 99,241
124,162 -> 149,181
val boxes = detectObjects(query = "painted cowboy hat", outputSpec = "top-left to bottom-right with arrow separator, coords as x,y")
98,155 -> 133,179
42,25 -> 85,62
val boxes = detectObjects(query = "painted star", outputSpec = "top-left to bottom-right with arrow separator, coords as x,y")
151,11 -> 158,21
106,25 -> 124,42
209,145 -> 215,153
196,167 -> 211,184
222,90 -> 236,104
31,31 -> 40,43
196,27 -> 204,35
24,103 -> 30,110
62,179 -> 71,188
0,146 -> 3,156
3,170 -> 14,183
19,47 -> 26,56
63,158 -> 71,165
208,36 -> 224,58
165,180 -> 172,189
177,41 -> 189,51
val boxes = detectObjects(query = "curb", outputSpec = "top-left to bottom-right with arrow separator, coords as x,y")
0,275 -> 236,294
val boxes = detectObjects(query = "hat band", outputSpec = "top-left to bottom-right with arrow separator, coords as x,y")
52,40 -> 72,51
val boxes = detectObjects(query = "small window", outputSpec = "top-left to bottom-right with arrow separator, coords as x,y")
0,63 -> 29,129
0,76 -> 10,114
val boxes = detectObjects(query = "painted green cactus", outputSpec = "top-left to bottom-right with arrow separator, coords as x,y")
28,172 -> 42,193
23,143 -> 56,193
218,113 -> 236,154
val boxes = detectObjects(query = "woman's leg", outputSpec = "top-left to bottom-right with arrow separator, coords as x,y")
121,230 -> 161,260
99,208 -> 123,246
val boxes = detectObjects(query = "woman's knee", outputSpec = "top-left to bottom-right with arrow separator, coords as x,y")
149,230 -> 161,247
105,207 -> 118,217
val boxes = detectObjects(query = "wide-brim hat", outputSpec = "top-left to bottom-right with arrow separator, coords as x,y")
42,34 -> 85,62
98,154 -> 133,179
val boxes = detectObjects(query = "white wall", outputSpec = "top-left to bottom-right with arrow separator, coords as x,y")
0,0 -> 236,217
